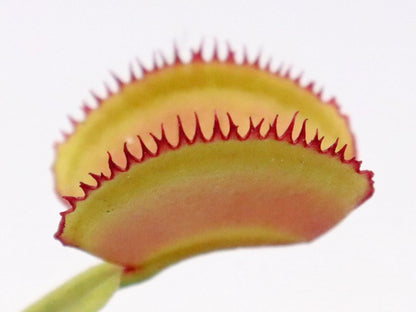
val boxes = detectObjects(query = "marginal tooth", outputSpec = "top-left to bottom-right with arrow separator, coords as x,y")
68,116 -> 79,128
325,137 -> 340,155
266,115 -> 279,140
81,102 -> 93,115
128,63 -> 137,82
264,57 -> 272,71
175,114 -> 191,146
242,46 -> 249,65
212,40 -> 219,62
225,112 -> 239,140
110,71 -> 125,89
90,90 -> 103,106
191,41 -> 204,63
137,135 -> 154,160
62,196 -> 77,208
158,50 -> 169,67
107,152 -> 124,179
308,128 -> 323,151
123,142 -> 139,170
296,119 -> 308,145
61,130 -> 70,141
210,112 -> 225,141
316,87 -> 323,100
294,72 -> 303,85
152,52 -> 159,71
225,42 -> 235,63
284,66 -> 292,79
305,81 -> 315,93
275,62 -> 284,76
173,43 -> 182,65
328,96 -> 339,108
79,181 -> 95,196
88,172 -> 104,187
136,58 -> 150,76
280,111 -> 298,143
336,144 -> 348,161
104,82 -> 114,97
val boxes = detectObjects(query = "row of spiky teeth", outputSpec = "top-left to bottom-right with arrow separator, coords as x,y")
58,42 -> 345,144
62,111 -> 367,210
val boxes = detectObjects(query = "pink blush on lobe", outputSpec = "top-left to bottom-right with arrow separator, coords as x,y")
91,172 -> 346,267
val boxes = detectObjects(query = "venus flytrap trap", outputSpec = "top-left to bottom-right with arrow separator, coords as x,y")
25,43 -> 374,312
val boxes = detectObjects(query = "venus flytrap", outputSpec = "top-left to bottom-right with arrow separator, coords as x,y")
25,43 -> 374,312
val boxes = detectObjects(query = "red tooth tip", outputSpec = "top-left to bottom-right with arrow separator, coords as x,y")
79,182 -> 95,196
137,136 -> 153,159
267,115 -> 279,139
308,129 -> 322,150
110,71 -> 125,89
254,117 -> 265,131
104,82 -> 114,97
225,42 -> 235,63
175,114 -> 190,146
348,158 -> 362,172
62,196 -> 77,208
210,112 -> 225,141
313,128 -> 320,141
128,63 -> 137,82
212,40 -> 219,62
248,116 -> 256,132
264,58 -> 272,71
191,44 -> 204,63
149,132 -> 161,145
296,119 -> 308,145
107,152 -> 123,177
159,123 -> 172,146
255,118 -> 265,138
136,59 -> 150,75
305,81 -> 315,92
252,52 -> 261,68
193,113 -> 207,143
123,142 -> 139,169
242,46 -> 249,65
88,172 -> 103,186
68,116 -> 78,128
316,87 -> 323,99
280,111 -> 298,143
225,112 -> 240,140
294,73 -> 303,85
328,96 -> 340,108
284,67 -> 292,79
173,43 -> 182,65
152,53 -> 159,71
158,51 -> 169,67
337,144 -> 348,161
275,62 -> 284,76
81,102 -> 92,115
60,130 -> 70,140
158,123 -> 174,151
326,137 -> 340,155
90,90 -> 103,105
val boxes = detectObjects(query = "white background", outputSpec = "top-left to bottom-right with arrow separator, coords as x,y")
1,1 -> 415,311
